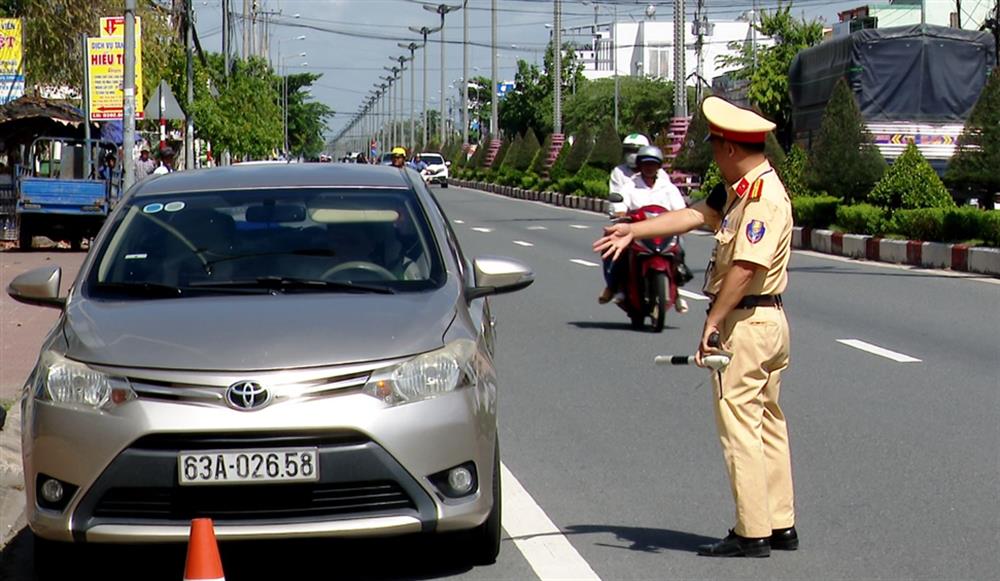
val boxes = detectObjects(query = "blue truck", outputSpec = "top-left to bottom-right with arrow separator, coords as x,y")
1,137 -> 119,250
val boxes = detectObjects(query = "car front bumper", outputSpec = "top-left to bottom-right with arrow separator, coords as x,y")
23,364 -> 497,543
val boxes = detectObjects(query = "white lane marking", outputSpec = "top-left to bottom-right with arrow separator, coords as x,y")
471,227 -> 494,233
513,240 -> 534,247
453,219 -> 465,224
570,224 -> 589,230
501,463 -> 602,581
837,339 -> 922,363
570,259 -> 601,267
679,289 -> 709,301
526,226 -> 548,231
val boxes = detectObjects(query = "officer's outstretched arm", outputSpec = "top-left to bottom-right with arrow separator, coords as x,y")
631,199 -> 721,240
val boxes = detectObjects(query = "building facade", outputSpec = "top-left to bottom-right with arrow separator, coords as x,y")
835,0 -> 992,34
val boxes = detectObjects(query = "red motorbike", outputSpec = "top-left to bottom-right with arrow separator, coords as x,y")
606,195 -> 684,332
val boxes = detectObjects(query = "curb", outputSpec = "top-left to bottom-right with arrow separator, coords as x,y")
0,404 -> 25,549
792,228 -> 1000,277
450,179 -> 1000,277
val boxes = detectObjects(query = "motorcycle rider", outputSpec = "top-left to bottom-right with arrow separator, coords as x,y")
609,133 -> 657,197
599,145 -> 691,312
390,147 -> 407,168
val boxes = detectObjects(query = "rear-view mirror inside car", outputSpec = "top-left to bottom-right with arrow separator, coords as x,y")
246,204 -> 307,223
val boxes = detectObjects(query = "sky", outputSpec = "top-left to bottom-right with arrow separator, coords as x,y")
192,1 -> 870,142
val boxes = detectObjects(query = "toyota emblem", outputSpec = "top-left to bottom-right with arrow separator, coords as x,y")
226,381 -> 271,411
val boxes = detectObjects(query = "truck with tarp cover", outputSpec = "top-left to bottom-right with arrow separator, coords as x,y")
789,24 -> 995,175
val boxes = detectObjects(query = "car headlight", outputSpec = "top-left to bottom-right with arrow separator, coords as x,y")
34,351 -> 136,411
362,340 -> 477,406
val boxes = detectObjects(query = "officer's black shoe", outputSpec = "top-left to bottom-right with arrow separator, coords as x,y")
697,530 -> 770,558
770,526 -> 799,550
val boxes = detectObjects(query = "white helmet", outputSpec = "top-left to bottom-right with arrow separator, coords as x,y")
623,133 -> 651,168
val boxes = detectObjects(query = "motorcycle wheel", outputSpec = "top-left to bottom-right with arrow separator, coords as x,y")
630,314 -> 645,330
650,271 -> 667,333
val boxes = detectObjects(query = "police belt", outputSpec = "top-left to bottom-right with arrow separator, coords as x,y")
707,294 -> 783,309
735,294 -> 783,309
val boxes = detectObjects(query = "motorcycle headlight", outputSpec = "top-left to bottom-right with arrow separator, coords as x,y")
362,340 -> 477,406
34,351 -> 136,411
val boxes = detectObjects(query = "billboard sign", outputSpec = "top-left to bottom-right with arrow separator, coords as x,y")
0,18 -> 24,105
86,17 -> 143,121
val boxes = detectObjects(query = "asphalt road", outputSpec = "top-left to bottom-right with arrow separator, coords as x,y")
1,185 -> 997,580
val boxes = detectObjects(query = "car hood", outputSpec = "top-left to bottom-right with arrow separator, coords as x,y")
63,285 -> 460,371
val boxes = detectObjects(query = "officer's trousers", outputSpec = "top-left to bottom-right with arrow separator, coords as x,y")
712,305 -> 795,539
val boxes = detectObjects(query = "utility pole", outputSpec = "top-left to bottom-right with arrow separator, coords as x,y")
122,0 -> 137,191
222,0 -> 230,76
81,34 -> 92,179
553,0 -> 562,135
490,0 -> 498,138
242,0 -> 250,59
462,0 -> 469,146
694,0 -> 713,106
399,43 -> 420,150
185,0 -> 195,170
425,4 -> 462,146
409,24 -> 441,148
955,0 -> 961,27
921,0 -> 926,26
674,0 -> 687,118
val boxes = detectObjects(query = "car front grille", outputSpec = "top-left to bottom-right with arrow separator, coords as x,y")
93,481 -> 416,521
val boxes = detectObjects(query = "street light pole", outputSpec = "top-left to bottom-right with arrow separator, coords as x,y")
491,0 -> 498,138
399,43 -> 421,150
462,0 -> 469,146
553,0 -> 562,135
123,0 -> 137,190
409,25 -> 441,148
425,3 -> 463,147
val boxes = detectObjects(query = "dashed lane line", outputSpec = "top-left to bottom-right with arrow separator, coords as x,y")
569,225 -> 590,230
471,227 -> 494,233
837,339 -> 922,363
501,463 -> 602,581
513,241 -> 534,247
570,259 -> 601,267
453,220 -> 465,224
526,226 -> 548,231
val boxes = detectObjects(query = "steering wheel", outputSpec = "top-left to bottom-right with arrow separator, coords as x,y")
320,260 -> 397,282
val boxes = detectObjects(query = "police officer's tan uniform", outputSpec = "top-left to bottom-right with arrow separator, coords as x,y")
703,99 -> 795,540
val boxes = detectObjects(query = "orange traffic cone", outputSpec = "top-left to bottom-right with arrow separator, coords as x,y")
183,518 -> 225,581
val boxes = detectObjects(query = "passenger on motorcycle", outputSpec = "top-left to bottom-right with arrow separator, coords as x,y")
599,145 -> 691,312
609,133 -> 659,196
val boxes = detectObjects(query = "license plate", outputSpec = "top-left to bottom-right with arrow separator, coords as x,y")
178,448 -> 320,486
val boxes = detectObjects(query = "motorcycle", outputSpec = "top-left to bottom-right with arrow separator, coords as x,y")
606,192 -> 685,332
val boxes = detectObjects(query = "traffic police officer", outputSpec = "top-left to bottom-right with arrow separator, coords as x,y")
593,95 -> 797,558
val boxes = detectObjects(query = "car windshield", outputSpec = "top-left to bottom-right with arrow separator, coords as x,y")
420,154 -> 444,165
86,188 -> 444,299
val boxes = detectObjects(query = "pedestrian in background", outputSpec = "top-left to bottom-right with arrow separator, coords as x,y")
594,96 -> 798,558
134,147 -> 155,180
153,147 -> 175,175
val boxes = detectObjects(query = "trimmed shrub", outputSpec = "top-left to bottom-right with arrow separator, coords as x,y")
946,67 -> 1000,201
981,211 -> 1000,246
792,195 -> 840,229
589,121 -> 622,172
869,143 -> 955,211
836,203 -> 888,236
548,138 -> 574,181
672,107 -> 712,176
806,79 -> 886,203
582,179 -> 608,198
530,134 -> 554,175
500,133 -> 524,171
942,207 -> 988,242
890,208 -> 946,241
777,145 -> 814,198
490,139 -> 512,170
564,128 -> 594,175
764,132 -> 786,169
469,141 -> 488,169
516,129 -> 542,171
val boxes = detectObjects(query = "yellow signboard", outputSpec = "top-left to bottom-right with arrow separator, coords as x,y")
0,18 -> 24,105
86,17 -> 143,121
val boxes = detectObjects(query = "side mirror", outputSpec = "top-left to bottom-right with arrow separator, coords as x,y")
7,265 -> 65,308
466,257 -> 534,301
445,161 -> 452,167
607,192 -> 624,204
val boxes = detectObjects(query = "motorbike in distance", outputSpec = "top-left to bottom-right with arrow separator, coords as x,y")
605,192 -> 685,332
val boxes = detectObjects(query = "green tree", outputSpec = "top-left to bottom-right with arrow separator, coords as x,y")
718,2 -> 824,145
516,129 -> 541,171
284,73 -> 334,159
562,76 -> 674,140
946,67 -> 1000,203
499,43 -> 584,138
777,144 -> 814,198
870,143 -> 955,211
806,79 -> 886,202
500,132 -> 524,170
529,133 -> 553,175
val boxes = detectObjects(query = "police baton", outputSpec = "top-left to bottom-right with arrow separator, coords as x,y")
653,332 -> 733,371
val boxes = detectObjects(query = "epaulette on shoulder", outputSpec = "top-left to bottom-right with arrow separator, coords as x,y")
748,177 -> 765,202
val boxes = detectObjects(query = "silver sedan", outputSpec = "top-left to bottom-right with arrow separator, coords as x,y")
7,163 -> 533,566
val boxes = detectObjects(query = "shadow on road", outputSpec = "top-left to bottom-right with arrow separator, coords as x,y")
567,321 -> 680,332
564,524 -> 717,553
1,528 -> 483,580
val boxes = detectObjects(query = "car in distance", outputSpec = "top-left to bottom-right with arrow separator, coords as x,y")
417,153 -> 450,188
8,163 -> 533,567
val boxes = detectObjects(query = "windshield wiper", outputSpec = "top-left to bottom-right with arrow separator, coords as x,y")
190,276 -> 395,294
204,249 -> 337,267
92,281 -> 185,297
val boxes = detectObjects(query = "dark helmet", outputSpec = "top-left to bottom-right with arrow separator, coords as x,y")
635,145 -> 664,166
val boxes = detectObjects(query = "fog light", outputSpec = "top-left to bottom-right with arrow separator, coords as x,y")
448,467 -> 473,495
40,478 -> 64,503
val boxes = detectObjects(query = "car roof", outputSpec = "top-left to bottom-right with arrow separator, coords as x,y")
132,163 -> 414,197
